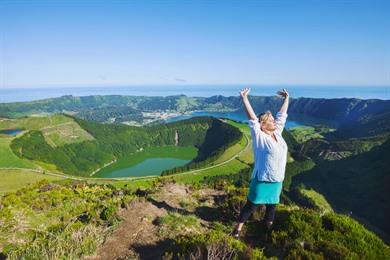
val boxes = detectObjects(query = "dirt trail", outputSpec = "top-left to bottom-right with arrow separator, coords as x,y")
83,183 -> 225,260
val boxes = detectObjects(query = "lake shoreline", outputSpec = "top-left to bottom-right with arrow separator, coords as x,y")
92,146 -> 198,178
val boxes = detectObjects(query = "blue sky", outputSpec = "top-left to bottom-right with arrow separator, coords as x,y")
0,0 -> 389,87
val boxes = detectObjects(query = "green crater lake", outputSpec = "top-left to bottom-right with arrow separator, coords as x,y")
93,146 -> 198,178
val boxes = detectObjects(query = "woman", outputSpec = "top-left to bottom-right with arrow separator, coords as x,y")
232,87 -> 289,239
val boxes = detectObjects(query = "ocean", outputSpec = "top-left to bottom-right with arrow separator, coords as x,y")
0,85 -> 389,103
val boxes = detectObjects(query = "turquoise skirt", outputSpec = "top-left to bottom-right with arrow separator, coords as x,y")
247,178 -> 283,204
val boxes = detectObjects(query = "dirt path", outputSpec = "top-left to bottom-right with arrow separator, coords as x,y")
83,183 -> 225,260
83,199 -> 168,260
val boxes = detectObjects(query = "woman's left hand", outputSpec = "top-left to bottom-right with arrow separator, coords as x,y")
277,89 -> 289,98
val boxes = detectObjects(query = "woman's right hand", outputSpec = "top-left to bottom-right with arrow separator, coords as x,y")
240,87 -> 250,98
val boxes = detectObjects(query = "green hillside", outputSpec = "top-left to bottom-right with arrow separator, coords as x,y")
8,115 -> 242,177
0,137 -> 36,169
0,114 -> 94,147
1,105 -> 389,259
0,117 -> 251,195
292,138 -> 390,238
1,177 -> 389,259
2,94 -> 389,137
0,169 -> 62,195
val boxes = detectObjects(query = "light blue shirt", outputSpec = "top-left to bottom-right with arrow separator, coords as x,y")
248,111 -> 288,182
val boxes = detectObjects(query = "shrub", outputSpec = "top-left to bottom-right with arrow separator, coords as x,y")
156,212 -> 202,239
0,180 -> 127,259
170,230 -> 267,260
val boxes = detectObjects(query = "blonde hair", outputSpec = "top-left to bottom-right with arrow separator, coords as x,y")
257,110 -> 272,125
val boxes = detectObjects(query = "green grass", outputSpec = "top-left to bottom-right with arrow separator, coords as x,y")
289,126 -> 325,143
0,114 -> 67,130
264,207 -> 390,259
178,196 -> 199,211
97,177 -> 155,191
0,130 -> 69,194
292,139 -> 390,238
40,121 -> 94,147
299,188 -> 333,213
0,179 -> 133,259
0,169 -> 63,195
157,212 -> 202,238
0,137 -> 37,169
218,119 -> 252,164
174,159 -> 249,184
171,229 -> 266,259
0,114 -> 94,147
0,114 -> 95,194
225,119 -> 250,135
213,132 -> 249,164
2,177 -> 389,259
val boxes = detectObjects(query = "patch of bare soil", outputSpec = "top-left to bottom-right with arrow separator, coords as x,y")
83,183 -> 226,260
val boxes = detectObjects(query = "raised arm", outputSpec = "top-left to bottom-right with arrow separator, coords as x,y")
277,88 -> 289,113
275,89 -> 290,134
240,88 -> 264,146
239,88 -> 257,120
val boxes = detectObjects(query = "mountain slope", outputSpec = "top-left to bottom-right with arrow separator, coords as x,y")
10,116 -> 243,177
292,138 -> 390,237
1,179 -> 389,259
1,94 -> 389,138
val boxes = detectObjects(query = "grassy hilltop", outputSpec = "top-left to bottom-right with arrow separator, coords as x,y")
0,105 -> 389,259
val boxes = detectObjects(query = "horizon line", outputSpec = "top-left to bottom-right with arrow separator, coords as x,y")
1,93 -> 389,104
1,83 -> 390,89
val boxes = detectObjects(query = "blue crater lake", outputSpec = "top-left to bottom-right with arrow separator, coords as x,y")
0,129 -> 23,136
165,111 -> 336,129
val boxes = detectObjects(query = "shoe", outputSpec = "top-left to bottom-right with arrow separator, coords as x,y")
232,229 -> 241,239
